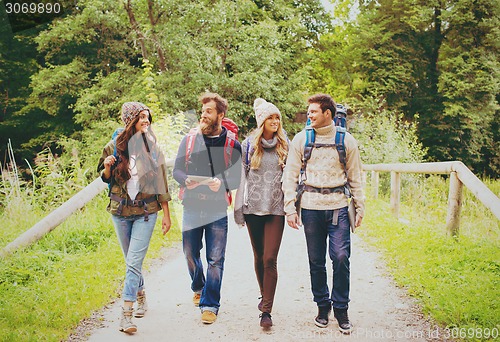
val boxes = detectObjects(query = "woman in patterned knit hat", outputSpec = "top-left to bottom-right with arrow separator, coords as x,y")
234,98 -> 289,329
97,102 -> 172,334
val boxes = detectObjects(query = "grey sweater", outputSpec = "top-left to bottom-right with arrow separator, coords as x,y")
234,136 -> 286,225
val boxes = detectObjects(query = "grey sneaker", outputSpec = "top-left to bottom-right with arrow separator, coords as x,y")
135,292 -> 148,318
120,307 -> 137,334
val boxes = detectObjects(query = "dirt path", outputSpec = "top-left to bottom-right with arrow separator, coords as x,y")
81,214 -> 443,341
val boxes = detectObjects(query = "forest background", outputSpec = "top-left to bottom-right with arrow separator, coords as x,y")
0,1 -> 498,341
0,0 -> 498,182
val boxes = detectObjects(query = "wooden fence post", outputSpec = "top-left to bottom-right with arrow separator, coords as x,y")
446,171 -> 463,237
371,171 -> 379,199
390,171 -> 401,218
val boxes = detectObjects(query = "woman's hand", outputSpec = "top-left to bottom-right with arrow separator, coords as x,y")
102,155 -> 117,179
160,202 -> 172,235
162,214 -> 171,235
286,213 -> 302,230
103,155 -> 117,170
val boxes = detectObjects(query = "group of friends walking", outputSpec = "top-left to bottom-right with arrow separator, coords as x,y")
97,92 -> 365,335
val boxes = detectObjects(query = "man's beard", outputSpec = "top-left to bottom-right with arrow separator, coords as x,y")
200,118 -> 219,136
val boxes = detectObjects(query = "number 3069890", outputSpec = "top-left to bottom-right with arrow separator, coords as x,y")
5,2 -> 61,14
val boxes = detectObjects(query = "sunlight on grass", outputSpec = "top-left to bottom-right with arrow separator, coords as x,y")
360,187 -> 499,341
0,193 -> 182,341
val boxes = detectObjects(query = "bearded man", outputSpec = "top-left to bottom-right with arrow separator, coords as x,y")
173,92 -> 242,324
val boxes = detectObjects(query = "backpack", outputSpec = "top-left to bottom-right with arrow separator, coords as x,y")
106,127 -> 161,221
107,127 -> 124,192
303,103 -> 348,173
297,104 -> 357,229
178,117 -> 239,204
296,104 -> 350,213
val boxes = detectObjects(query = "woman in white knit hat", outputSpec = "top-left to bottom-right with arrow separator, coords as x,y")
235,98 -> 289,329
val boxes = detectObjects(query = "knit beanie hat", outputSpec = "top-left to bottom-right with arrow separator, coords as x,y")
253,98 -> 281,127
121,102 -> 152,127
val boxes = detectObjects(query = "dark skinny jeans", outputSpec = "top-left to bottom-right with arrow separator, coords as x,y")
244,214 -> 285,314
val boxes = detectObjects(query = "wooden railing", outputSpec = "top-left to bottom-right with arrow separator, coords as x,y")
0,159 -> 175,258
363,161 -> 500,236
2,160 -> 498,257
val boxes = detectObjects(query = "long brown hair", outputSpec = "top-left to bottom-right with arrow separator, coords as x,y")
250,120 -> 288,170
114,116 -> 158,184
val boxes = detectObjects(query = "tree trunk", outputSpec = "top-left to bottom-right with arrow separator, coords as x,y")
147,0 -> 167,72
124,0 -> 148,60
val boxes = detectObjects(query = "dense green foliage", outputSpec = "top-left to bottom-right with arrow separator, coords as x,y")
309,0 -> 499,177
1,0 -> 331,166
1,0 -> 498,177
0,1 -> 498,340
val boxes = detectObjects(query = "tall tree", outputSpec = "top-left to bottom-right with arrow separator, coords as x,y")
309,0 -> 499,176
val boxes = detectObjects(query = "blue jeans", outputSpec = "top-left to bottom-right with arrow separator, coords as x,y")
301,207 -> 351,309
182,208 -> 228,314
111,213 -> 157,302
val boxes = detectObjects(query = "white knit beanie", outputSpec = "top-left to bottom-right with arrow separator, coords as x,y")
253,98 -> 281,127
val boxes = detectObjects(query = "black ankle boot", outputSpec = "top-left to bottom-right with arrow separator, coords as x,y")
314,305 -> 331,328
333,308 -> 352,334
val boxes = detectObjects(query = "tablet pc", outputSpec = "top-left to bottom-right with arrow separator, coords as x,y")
186,175 -> 213,185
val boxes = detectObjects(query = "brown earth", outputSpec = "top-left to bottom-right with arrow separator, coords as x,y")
69,214 -> 448,341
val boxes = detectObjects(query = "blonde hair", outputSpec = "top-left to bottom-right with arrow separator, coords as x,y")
249,119 -> 288,170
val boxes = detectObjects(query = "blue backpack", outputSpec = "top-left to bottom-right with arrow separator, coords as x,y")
295,104 -> 353,218
107,128 -> 124,192
302,104 -> 348,174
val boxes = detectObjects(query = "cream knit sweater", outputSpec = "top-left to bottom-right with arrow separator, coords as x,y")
282,123 -> 365,217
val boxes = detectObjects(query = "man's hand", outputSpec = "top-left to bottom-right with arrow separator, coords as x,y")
207,178 -> 222,192
286,213 -> 302,230
185,178 -> 200,190
355,215 -> 363,228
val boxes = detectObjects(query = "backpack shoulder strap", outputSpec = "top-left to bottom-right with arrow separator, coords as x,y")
178,128 -> 199,201
245,137 -> 253,173
302,122 -> 315,174
335,125 -> 347,172
220,129 -> 237,205
112,128 -> 124,157
184,127 -> 199,171
224,129 -> 237,167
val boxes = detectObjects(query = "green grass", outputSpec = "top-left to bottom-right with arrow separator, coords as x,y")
0,192 -> 182,342
1,173 -> 498,341
359,177 -> 499,341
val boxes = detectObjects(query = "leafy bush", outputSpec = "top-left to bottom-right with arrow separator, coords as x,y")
349,96 -> 427,165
